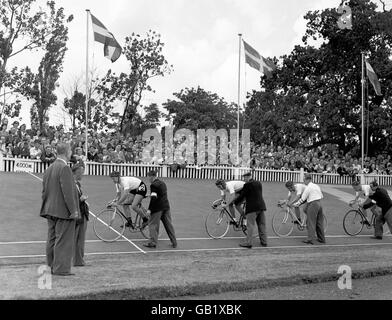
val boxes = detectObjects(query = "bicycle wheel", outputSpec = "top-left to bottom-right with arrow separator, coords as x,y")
343,210 -> 364,236
205,209 -> 230,239
272,208 -> 294,237
93,208 -> 126,242
136,213 -> 150,239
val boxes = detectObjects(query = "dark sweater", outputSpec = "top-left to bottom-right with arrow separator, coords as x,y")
363,187 -> 392,215
148,179 -> 170,213
234,179 -> 266,214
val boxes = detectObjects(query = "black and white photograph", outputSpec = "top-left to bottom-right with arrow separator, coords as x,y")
1,0 -> 392,308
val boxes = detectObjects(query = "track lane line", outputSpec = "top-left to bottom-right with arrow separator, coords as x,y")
1,234 -> 391,246
1,241 -> 392,260
28,172 -> 146,254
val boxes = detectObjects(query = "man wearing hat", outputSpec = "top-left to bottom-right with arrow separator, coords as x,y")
234,172 -> 267,248
143,170 -> 177,249
293,173 -> 326,245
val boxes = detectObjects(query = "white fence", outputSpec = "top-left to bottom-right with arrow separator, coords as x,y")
1,156 -> 392,185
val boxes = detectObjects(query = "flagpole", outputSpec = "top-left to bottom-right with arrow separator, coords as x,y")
237,34 -> 242,168
361,52 -> 365,174
85,9 -> 90,159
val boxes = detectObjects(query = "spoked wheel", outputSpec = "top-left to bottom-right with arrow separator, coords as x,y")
272,208 -> 294,237
205,209 -> 230,239
343,210 -> 364,236
94,208 -> 125,242
136,214 -> 151,239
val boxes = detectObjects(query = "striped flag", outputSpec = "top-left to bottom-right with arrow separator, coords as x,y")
90,14 -> 122,63
365,60 -> 382,96
243,40 -> 276,78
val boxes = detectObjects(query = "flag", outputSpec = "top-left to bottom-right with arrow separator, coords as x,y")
365,60 -> 382,96
90,14 -> 122,63
243,40 -> 276,78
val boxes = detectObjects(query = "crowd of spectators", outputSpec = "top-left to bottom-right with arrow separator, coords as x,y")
1,117 -> 392,176
249,143 -> 392,176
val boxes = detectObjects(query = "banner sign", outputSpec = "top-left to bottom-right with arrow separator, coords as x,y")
14,159 -> 34,173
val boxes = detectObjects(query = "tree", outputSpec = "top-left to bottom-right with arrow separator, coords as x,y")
19,4 -> 72,130
163,86 -> 239,131
246,0 -> 392,156
96,30 -> 173,134
0,0 -> 66,121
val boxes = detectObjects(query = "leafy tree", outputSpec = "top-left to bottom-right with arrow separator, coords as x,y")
96,30 -> 173,134
246,0 -> 392,156
0,0 -> 65,121
163,86 -> 239,131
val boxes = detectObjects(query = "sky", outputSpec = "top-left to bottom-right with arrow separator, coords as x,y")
5,0 -> 390,129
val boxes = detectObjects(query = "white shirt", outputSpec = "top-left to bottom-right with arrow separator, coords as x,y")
116,177 -> 141,193
299,182 -> 323,203
356,185 -> 371,198
288,183 -> 307,198
221,181 -> 245,196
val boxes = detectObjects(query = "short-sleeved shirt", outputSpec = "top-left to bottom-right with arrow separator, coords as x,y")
356,185 -> 371,198
116,177 -> 142,193
221,181 -> 245,196
288,183 -> 307,198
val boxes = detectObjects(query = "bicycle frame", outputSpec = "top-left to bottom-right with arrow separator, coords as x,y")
280,205 -> 306,229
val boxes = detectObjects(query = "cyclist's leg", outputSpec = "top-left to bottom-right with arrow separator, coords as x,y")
120,193 -> 134,222
228,202 -> 236,220
294,207 -> 302,223
131,194 -> 148,221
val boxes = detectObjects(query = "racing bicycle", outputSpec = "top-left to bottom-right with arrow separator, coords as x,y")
272,201 -> 328,237
93,199 -> 150,242
205,199 -> 247,239
343,202 -> 390,236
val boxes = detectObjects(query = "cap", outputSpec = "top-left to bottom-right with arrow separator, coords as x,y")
147,170 -> 158,177
109,171 -> 120,178
285,181 -> 294,188
242,172 -> 252,177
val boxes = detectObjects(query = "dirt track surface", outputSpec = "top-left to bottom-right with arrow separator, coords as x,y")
1,244 -> 392,299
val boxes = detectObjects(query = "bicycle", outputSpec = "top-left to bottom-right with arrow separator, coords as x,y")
93,199 -> 150,242
343,202 -> 391,236
205,199 -> 247,239
272,201 -> 328,237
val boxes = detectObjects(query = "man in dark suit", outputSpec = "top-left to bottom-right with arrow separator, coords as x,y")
40,143 -> 80,276
143,170 -> 177,249
234,172 -> 267,248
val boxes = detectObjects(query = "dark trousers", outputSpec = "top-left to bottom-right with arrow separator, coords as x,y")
46,217 -> 76,274
304,200 -> 325,243
149,209 -> 177,246
245,210 -> 267,246
375,207 -> 392,237
74,216 -> 88,266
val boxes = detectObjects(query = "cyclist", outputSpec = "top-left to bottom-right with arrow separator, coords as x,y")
215,179 -> 245,224
109,171 -> 149,228
284,181 -> 306,224
350,180 -> 377,221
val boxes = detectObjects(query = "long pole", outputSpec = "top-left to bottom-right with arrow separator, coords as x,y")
361,52 -> 365,172
85,9 -> 90,159
237,34 -> 242,167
